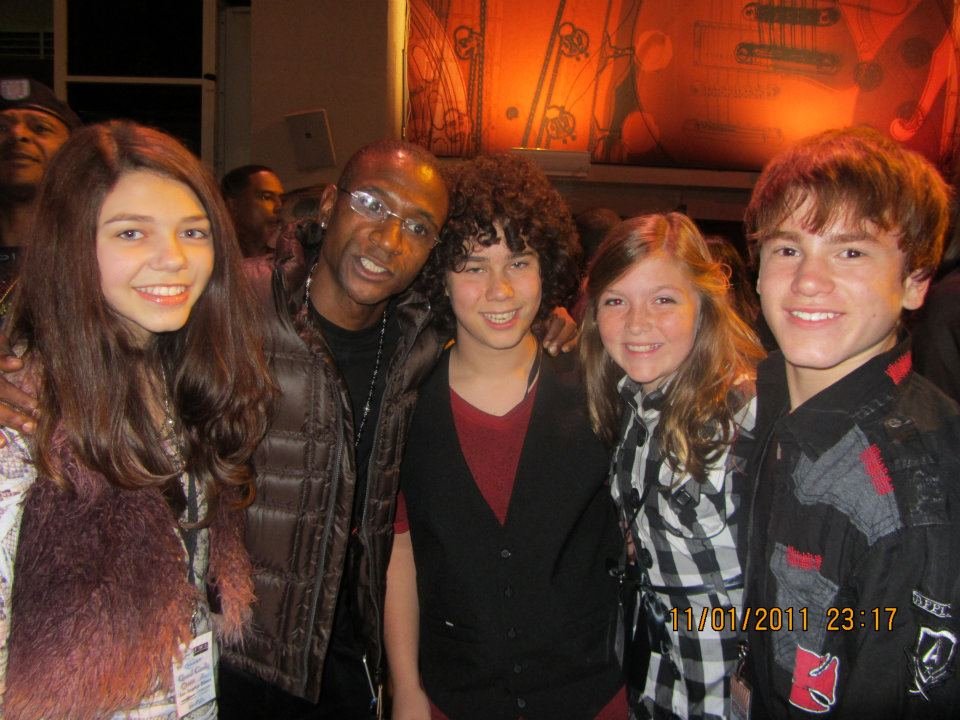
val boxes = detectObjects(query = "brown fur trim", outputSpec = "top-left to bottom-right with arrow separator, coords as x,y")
5,438 -> 252,719
208,487 -> 255,646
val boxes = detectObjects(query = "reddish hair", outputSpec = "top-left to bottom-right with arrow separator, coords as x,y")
745,126 -> 951,279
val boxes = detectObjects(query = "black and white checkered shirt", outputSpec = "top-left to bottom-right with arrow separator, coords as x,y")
611,377 -> 756,720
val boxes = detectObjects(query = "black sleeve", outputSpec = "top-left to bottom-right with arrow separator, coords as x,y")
838,525 -> 960,719
911,277 -> 960,405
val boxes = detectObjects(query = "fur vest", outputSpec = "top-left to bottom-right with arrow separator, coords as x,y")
3,426 -> 254,719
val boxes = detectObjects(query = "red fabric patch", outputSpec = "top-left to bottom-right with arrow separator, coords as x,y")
789,645 -> 839,713
860,444 -> 894,495
786,546 -> 823,572
885,352 -> 912,385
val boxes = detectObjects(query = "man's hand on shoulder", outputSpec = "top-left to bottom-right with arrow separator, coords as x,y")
541,306 -> 579,356
0,332 -> 37,442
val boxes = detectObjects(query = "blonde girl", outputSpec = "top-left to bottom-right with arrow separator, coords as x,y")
581,213 -> 763,720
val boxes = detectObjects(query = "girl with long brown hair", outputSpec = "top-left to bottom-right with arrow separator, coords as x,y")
0,120 -> 273,719
581,213 -> 763,719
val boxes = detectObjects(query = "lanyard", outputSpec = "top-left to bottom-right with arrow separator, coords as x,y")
177,472 -> 200,586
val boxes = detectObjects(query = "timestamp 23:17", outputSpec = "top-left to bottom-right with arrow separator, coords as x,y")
668,606 -> 898,632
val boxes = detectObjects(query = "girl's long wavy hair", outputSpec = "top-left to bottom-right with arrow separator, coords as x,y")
7,120 -> 275,519
580,213 -> 764,482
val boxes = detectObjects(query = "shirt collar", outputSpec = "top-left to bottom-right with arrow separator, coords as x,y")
617,374 -> 671,415
770,338 -> 913,456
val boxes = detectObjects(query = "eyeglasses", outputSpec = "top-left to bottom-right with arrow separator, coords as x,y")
338,187 -> 439,247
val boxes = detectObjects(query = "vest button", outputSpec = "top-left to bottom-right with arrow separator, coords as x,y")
513,662 -> 522,674
507,627 -> 517,639
504,585 -> 513,598
500,548 -> 511,559
517,697 -> 527,709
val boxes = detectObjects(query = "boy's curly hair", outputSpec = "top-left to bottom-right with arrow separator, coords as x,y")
417,153 -> 580,337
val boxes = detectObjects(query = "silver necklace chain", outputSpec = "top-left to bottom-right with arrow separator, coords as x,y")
354,310 -> 387,448
305,262 -> 388,449
159,368 -> 184,472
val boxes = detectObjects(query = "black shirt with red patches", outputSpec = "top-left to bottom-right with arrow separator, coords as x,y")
741,340 -> 960,719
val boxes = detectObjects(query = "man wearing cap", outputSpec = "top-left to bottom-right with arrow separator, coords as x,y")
0,77 -> 81,313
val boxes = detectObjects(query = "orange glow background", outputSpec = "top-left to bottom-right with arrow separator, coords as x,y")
406,0 -> 959,172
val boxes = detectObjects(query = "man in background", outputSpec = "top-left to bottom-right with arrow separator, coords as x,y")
0,78 -> 80,314
221,164 -> 285,257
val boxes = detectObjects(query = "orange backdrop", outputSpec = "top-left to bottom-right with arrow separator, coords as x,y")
407,0 -> 959,173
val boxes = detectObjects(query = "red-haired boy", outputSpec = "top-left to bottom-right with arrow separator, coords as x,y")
740,126 -> 960,719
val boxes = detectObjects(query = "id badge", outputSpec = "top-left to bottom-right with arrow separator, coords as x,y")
172,631 -> 216,718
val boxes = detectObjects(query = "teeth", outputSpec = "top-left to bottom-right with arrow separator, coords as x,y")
137,285 -> 186,296
626,343 -> 659,352
483,311 -> 517,324
360,257 -> 387,274
791,310 -> 839,321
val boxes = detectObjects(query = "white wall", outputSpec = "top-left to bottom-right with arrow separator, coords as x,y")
218,7 -> 252,176
247,0 -> 403,191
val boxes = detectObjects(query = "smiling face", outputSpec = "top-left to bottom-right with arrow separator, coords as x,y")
310,148 -> 448,329
757,199 -> 929,407
0,108 -> 71,196
596,251 -> 701,394
96,170 -> 215,345
446,232 -> 542,356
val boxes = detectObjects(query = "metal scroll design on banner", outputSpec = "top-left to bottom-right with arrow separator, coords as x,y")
407,0 -> 481,156
521,0 -> 590,148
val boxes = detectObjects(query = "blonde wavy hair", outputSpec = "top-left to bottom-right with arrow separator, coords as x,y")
580,213 -> 764,483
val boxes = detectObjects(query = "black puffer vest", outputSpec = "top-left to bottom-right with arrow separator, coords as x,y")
223,255 -> 443,702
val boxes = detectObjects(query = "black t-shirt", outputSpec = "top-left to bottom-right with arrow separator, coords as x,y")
308,301 -> 401,658
310,301 -> 401,513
